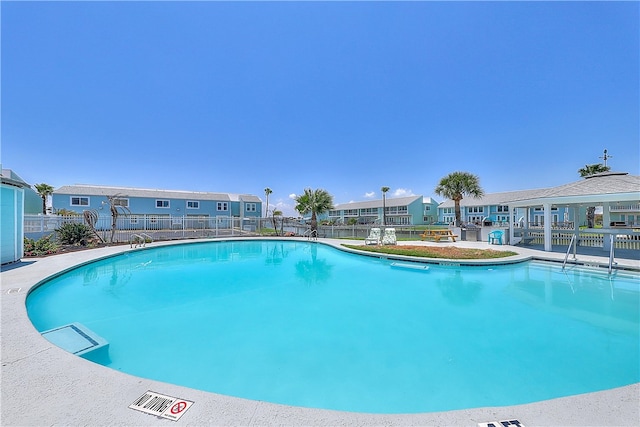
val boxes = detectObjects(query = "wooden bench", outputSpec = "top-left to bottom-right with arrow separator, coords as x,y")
420,229 -> 458,242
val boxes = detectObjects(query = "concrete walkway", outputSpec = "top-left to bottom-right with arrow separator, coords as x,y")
2,238 -> 638,426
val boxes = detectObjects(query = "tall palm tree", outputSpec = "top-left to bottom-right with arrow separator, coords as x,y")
294,188 -> 334,235
381,186 -> 390,226
264,187 -> 272,217
578,163 -> 610,228
34,183 -> 54,214
434,172 -> 484,227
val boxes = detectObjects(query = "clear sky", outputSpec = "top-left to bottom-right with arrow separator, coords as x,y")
2,1 -> 638,216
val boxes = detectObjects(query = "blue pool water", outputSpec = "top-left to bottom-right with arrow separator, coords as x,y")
27,240 -> 639,414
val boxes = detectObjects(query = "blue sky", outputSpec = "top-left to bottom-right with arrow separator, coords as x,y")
2,1 -> 638,216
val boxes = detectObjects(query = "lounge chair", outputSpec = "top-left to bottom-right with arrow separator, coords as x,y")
488,230 -> 504,245
382,228 -> 397,245
364,228 -> 381,245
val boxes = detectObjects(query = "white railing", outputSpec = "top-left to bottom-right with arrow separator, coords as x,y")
514,228 -> 640,250
24,214 -> 265,242
609,204 -> 640,212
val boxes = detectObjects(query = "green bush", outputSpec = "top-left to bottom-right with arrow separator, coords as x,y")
56,222 -> 92,245
24,235 -> 59,257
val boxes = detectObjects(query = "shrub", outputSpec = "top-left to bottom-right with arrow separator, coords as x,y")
56,222 -> 92,245
24,235 -> 59,257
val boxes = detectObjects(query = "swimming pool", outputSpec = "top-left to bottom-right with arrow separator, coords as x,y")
26,240 -> 639,414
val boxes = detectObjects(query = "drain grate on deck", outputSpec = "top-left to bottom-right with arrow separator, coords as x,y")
129,391 -> 194,421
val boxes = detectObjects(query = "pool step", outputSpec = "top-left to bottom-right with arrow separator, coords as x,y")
41,322 -> 109,362
390,262 -> 430,271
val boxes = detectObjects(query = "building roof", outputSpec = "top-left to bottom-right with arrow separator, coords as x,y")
332,195 -> 423,211
54,184 -> 261,203
509,172 -> 640,207
438,173 -> 640,208
1,169 -> 30,188
438,188 -> 548,208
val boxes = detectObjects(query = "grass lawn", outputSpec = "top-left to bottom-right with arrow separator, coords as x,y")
342,244 -> 518,259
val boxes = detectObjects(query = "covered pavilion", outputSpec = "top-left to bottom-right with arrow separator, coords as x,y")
508,172 -> 640,254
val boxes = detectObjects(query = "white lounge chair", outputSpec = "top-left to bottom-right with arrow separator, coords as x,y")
364,228 -> 381,245
382,228 -> 397,245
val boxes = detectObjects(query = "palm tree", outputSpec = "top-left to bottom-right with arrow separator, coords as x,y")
294,188 -> 334,235
264,187 -> 272,217
434,172 -> 484,227
578,163 -> 610,228
34,183 -> 54,214
381,186 -> 390,226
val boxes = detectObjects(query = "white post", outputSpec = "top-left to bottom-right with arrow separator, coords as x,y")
543,203 -> 552,251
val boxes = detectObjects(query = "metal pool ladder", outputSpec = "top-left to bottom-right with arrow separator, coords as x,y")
562,234 -> 578,270
130,233 -> 153,248
608,234 -> 616,274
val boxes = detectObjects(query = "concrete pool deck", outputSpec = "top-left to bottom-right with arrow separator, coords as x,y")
2,237 -> 638,426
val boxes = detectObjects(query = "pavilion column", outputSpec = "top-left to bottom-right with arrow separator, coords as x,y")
602,202 -> 611,228
602,202 -> 612,252
509,207 -> 515,244
543,203 -> 552,251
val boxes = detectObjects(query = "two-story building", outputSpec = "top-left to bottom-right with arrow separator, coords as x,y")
326,196 -> 440,226
437,188 -> 582,227
52,184 -> 262,230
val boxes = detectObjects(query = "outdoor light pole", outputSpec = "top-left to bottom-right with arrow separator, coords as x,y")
381,186 -> 390,226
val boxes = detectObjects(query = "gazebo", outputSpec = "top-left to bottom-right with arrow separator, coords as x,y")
508,172 -> 640,253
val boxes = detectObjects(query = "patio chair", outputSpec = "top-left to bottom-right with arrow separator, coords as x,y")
382,228 -> 397,245
364,228 -> 381,245
488,230 -> 504,245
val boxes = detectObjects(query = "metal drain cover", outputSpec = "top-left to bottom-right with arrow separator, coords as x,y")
129,391 -> 194,421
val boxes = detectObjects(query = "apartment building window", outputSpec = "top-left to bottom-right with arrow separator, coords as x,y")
497,205 -> 509,212
246,203 -> 256,212
468,206 -> 484,213
360,208 -> 377,215
217,202 -> 228,211
344,209 -> 358,216
187,201 -> 200,209
156,199 -> 170,208
70,196 -> 89,206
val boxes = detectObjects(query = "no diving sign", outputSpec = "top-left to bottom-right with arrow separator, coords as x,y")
129,391 -> 194,421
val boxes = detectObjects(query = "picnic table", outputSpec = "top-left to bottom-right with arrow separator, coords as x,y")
420,229 -> 458,242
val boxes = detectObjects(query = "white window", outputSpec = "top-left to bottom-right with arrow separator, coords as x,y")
217,202 -> 228,211
246,203 -> 256,212
129,216 -> 139,224
70,196 -> 89,206
497,205 -> 509,212
156,199 -> 170,208
113,198 -> 129,207
187,201 -> 199,209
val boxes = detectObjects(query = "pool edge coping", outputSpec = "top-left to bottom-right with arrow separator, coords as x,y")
2,237 -> 639,426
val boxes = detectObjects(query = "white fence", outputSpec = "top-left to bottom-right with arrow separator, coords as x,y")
24,214 -> 266,242
519,230 -> 640,250
23,215 -> 640,250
